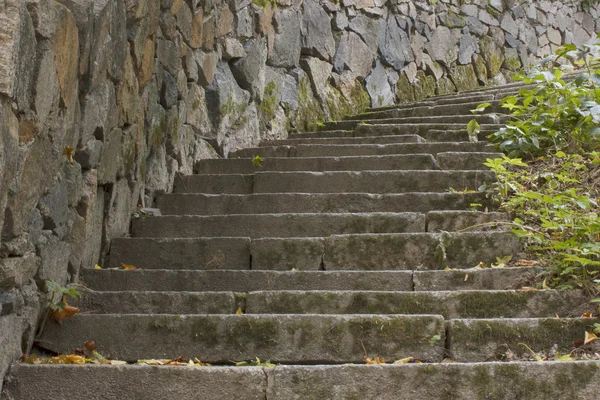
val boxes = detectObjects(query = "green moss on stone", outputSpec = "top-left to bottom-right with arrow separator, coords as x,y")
395,73 -> 415,103
414,71 -> 436,101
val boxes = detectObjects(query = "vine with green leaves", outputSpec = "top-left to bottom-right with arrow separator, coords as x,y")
473,34 -> 600,305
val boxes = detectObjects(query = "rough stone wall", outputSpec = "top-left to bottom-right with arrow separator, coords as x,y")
0,0 -> 598,386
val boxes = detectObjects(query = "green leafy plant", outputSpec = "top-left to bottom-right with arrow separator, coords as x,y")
251,155 -> 264,167
489,37 -> 600,158
480,37 -> 600,303
37,280 -> 84,335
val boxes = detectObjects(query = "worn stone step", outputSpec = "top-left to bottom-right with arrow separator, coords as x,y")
245,290 -> 589,319
426,211 -> 509,232
449,317 -> 600,362
194,154 -> 436,174
38,314 -> 446,363
6,362 -> 600,400
318,114 -> 504,131
107,237 -> 252,269
413,267 -> 542,291
263,134 -> 425,146
157,192 -> 493,216
252,170 -> 495,194
422,129 -> 494,142
350,100 -> 504,121
353,124 -> 504,139
288,123 -> 503,139
322,231 -> 519,271
131,213 -> 427,238
74,291 -> 241,314
176,170 -> 496,195
437,152 -> 502,170
172,174 -> 253,194
108,231 -> 519,271
231,141 -> 496,159
80,270 -> 415,292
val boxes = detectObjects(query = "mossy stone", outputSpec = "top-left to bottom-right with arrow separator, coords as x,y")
450,64 -> 479,92
479,36 -> 504,78
395,72 -> 415,103
436,77 -> 457,96
473,54 -> 488,85
413,70 -> 436,101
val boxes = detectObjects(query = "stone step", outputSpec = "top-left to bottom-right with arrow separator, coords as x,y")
7,362 -> 600,399
353,124 -> 504,139
426,210 -> 509,232
413,267 -> 542,291
423,129 -> 495,142
231,142 -> 495,159
245,290 -> 589,319
262,134 -> 425,146
194,154 -> 436,174
81,270 -> 415,292
107,231 -> 520,271
288,123 -> 503,139
130,212 -> 427,239
37,314 -> 446,363
74,289 -> 590,318
318,114 -> 504,131
448,317 -> 600,362
350,100 -> 504,121
176,170 -> 496,195
75,291 -> 241,314
157,192 -> 493,216
436,152 -> 502,170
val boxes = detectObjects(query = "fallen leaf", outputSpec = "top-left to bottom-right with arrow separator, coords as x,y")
121,263 -> 137,270
365,356 -> 386,364
464,274 -> 469,282
393,357 -> 421,364
444,267 -> 457,271
555,351 -> 574,361
47,355 -> 88,364
573,338 -> 585,347
514,259 -> 541,267
63,146 -> 75,165
94,264 -> 102,269
582,312 -> 594,318
474,262 -> 485,269
51,304 -> 80,323
521,287 -> 539,291
585,331 -> 598,345
236,307 -> 244,315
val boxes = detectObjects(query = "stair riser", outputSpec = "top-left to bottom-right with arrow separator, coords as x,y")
232,142 -> 496,159
108,232 -> 520,271
245,290 -> 589,319
131,213 -> 427,239
80,270 -> 415,292
176,170 -> 496,195
265,135 -> 425,146
6,362 -> 600,400
194,154 -> 436,174
77,290 -> 589,319
157,192 -> 493,216
288,124 -> 502,139
38,315 -> 446,363
449,318 -> 600,362
350,101 -> 504,120
319,115 -> 504,131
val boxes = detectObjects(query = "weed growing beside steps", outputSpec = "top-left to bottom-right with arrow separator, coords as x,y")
477,37 -> 600,304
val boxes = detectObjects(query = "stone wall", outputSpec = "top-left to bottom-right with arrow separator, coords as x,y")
0,0 -> 598,386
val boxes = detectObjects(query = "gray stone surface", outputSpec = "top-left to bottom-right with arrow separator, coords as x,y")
39,314 -> 446,362
270,8 -> 301,68
3,365 -> 267,400
334,31 -> 373,78
231,38 -> 268,98
301,0 -> 336,60
80,269 -> 414,292
131,212 -> 427,238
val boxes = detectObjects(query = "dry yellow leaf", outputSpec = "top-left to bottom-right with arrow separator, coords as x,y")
63,146 -> 75,165
236,307 -> 244,315
121,263 -> 137,270
514,259 -> 541,267
393,357 -> 420,364
94,264 -> 102,269
365,356 -> 386,364
585,331 -> 598,345
464,274 -> 469,282
51,304 -> 80,323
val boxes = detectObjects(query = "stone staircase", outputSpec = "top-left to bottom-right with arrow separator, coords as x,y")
3,83 -> 600,399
